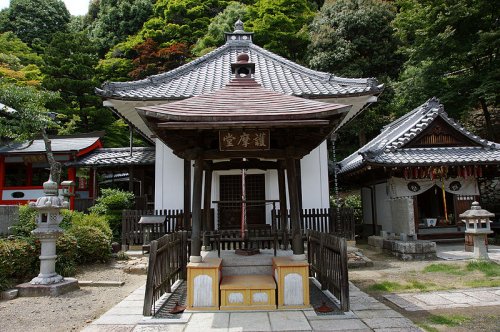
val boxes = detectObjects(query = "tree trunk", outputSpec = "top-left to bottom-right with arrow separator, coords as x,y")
479,98 -> 496,141
41,128 -> 62,184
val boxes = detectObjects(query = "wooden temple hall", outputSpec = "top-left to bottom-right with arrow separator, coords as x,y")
136,52 -> 351,310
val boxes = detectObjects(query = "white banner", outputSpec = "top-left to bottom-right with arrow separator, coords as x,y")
388,177 -> 479,198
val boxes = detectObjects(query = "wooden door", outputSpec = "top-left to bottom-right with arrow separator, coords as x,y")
219,174 -> 266,229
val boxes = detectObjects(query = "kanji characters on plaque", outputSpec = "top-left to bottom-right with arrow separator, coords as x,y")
219,130 -> 270,151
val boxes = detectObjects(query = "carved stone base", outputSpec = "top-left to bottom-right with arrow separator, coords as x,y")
30,273 -> 64,285
17,278 -> 79,297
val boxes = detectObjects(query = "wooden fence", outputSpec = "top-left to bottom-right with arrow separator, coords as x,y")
308,230 -> 349,311
121,209 -> 183,246
143,231 -> 189,316
271,207 -> 357,240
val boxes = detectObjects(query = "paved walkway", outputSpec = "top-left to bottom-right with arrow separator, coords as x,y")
384,287 -> 500,312
82,283 -> 422,332
436,243 -> 500,262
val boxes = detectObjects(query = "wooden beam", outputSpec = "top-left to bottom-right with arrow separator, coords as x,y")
157,119 -> 331,129
183,160 -> 191,230
211,160 -> 279,171
286,157 -> 304,256
277,162 -> 288,250
190,158 -> 203,260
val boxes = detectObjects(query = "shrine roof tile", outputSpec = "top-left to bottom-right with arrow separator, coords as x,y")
339,98 -> 500,174
0,134 -> 102,155
96,42 -> 381,101
66,147 -> 155,167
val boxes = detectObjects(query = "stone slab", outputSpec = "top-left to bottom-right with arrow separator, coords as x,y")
81,325 -> 136,332
184,313 -> 229,332
354,310 -> 404,319
309,318 -> 370,331
268,311 -> 311,331
16,278 -> 79,297
133,325 -> 185,332
92,314 -> 144,325
463,290 -> 500,302
362,318 -> 415,329
438,292 -> 481,304
0,289 -> 18,300
229,312 -> 271,331
79,281 -> 125,287
413,294 -> 454,306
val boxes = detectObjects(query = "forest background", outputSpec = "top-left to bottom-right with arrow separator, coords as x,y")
0,0 -> 498,161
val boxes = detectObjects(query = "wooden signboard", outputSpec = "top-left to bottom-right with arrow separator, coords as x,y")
219,130 -> 270,151
23,154 -> 47,164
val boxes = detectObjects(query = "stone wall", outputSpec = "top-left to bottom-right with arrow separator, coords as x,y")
479,177 -> 500,216
0,205 -> 19,235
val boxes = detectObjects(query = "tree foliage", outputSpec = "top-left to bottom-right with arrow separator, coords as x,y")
86,0 -> 154,56
308,0 -> 402,78
393,0 -> 499,140
0,0 -> 70,46
246,0 -> 315,63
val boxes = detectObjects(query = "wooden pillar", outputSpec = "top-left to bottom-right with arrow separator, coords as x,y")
190,158 -> 203,262
295,159 -> 303,212
202,167 -> 213,249
128,166 -> 134,193
0,156 -> 4,201
68,167 -> 76,210
277,162 -> 288,250
183,160 -> 191,229
286,157 -> 305,259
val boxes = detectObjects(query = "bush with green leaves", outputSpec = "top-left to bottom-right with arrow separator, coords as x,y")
10,204 -> 37,237
68,225 -> 111,264
55,232 -> 78,276
60,210 -> 112,238
90,188 -> 134,214
0,237 -> 38,289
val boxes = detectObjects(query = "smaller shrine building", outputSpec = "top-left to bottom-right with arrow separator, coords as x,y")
338,97 -> 500,240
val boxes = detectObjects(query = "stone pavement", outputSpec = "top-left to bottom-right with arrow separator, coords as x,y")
384,287 -> 500,312
436,243 -> 500,262
82,282 -> 422,332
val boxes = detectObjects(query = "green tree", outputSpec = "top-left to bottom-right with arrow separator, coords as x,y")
247,0 -> 315,63
393,0 -> 499,140
193,1 -> 249,56
41,31 -> 109,133
0,0 -> 70,46
308,0 -> 401,78
86,0 -> 154,56
308,0 -> 402,150
0,82 -> 62,182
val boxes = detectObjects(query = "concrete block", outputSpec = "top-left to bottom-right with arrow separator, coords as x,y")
16,278 -> 79,297
368,236 -> 384,249
0,289 -> 18,300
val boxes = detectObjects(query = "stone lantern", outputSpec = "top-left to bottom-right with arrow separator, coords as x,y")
28,176 -> 69,285
459,201 -> 494,260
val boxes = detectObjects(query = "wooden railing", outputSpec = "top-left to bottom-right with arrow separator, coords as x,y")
143,231 -> 189,316
121,209 -> 183,246
203,228 -> 278,256
308,230 -> 349,311
271,207 -> 357,240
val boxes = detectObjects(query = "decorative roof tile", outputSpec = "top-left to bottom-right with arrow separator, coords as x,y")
96,36 -> 381,101
339,97 -> 500,174
0,134 -> 102,155
66,147 -> 155,167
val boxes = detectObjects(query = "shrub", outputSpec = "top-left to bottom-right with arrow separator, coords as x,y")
90,188 -> 134,213
10,204 -> 37,237
0,237 -> 38,288
61,210 -> 112,238
56,232 -> 78,276
68,225 -> 111,264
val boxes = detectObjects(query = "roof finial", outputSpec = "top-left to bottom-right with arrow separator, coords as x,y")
234,19 -> 244,32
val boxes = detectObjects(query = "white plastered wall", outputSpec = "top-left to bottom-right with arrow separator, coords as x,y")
154,141 -> 330,225
374,182 -> 393,232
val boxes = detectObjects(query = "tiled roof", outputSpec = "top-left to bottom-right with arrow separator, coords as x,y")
67,147 -> 155,167
0,134 -> 102,154
339,97 -> 500,174
137,77 -> 350,122
96,39 -> 381,101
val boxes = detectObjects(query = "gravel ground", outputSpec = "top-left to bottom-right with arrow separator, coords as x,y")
0,259 -> 146,332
